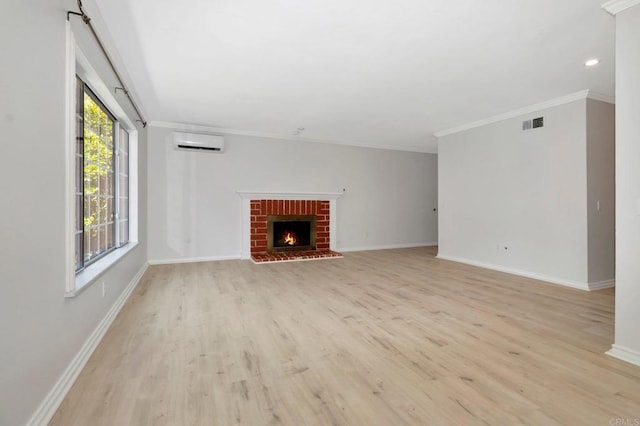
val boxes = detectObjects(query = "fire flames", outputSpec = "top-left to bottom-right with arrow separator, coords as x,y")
282,231 -> 297,245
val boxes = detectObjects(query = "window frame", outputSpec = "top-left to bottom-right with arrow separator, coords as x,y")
65,23 -> 139,297
76,79 -> 121,272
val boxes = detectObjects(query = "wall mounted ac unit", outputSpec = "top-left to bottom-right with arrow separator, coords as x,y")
173,132 -> 225,153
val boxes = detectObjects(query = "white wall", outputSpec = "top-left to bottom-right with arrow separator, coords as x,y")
0,1 -> 148,425
610,3 -> 640,365
438,99 -> 591,287
147,126 -> 438,262
438,96 -> 616,290
586,99 -> 615,284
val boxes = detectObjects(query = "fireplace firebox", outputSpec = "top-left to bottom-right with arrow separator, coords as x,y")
267,215 -> 316,252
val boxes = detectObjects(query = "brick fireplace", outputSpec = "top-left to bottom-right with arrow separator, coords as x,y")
251,200 -> 330,254
237,191 -> 344,263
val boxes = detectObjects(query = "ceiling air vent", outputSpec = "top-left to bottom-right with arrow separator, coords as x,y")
522,117 -> 544,131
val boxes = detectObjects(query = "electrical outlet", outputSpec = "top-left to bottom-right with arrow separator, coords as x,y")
102,281 -> 106,297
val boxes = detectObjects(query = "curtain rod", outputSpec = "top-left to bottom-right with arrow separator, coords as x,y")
68,0 -> 147,128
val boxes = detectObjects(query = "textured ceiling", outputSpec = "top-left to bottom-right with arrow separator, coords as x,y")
95,0 -> 615,152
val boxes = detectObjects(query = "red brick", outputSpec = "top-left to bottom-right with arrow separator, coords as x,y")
317,220 -> 329,227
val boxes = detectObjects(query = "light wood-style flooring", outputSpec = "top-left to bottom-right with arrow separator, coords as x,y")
51,247 -> 640,425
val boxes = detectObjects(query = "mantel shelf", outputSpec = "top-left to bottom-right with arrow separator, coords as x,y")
237,191 -> 345,201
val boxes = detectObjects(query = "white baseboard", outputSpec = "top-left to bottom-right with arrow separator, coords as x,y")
339,242 -> 437,253
148,254 -> 241,265
27,263 -> 148,426
435,254 -> 591,291
588,279 -> 615,291
607,344 -> 640,367
589,278 -> 616,291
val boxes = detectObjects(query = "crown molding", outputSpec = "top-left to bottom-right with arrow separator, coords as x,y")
587,91 -> 616,104
434,90 -> 614,139
148,121 -> 438,154
602,0 -> 640,15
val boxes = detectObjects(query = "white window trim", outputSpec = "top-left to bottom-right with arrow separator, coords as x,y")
65,242 -> 139,298
65,22 -> 139,297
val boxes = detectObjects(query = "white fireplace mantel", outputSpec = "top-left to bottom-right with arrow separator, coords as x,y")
237,190 -> 344,259
237,190 -> 344,201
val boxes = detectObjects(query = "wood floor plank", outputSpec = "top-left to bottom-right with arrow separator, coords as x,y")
51,247 -> 640,425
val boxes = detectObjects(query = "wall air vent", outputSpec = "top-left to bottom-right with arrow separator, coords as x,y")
522,117 -> 544,131
173,132 -> 225,153
532,117 -> 544,128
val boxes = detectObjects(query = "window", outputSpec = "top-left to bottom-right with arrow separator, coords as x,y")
75,77 -> 130,272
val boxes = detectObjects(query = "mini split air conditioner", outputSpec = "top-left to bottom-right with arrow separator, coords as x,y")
173,131 -> 225,153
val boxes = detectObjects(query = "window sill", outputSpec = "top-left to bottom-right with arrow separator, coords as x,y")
65,242 -> 139,299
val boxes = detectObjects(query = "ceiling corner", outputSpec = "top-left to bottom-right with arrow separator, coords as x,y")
602,0 -> 640,15
587,91 -> 616,104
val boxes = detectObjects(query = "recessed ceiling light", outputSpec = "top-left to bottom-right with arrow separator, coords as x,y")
585,58 -> 601,67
